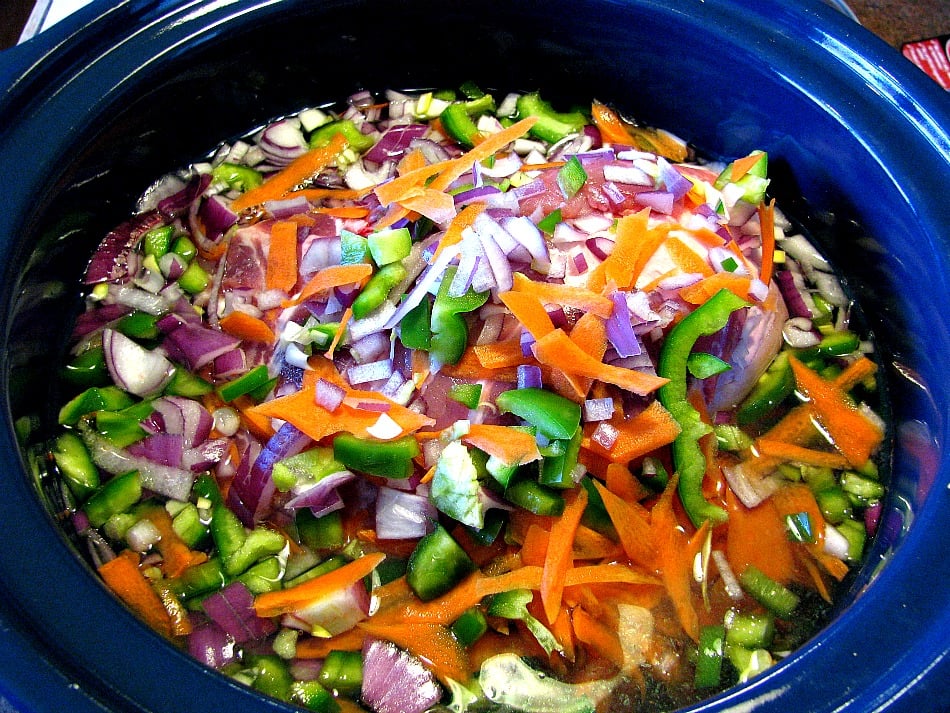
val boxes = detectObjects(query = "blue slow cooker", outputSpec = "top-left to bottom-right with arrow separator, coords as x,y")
0,1 -> 948,711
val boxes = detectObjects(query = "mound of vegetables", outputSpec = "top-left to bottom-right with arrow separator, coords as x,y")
51,85 -> 886,712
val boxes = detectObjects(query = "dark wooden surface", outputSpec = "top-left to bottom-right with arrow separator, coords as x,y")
2,1 -> 949,56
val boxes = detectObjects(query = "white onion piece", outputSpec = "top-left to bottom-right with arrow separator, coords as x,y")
823,524 -> 851,560
126,519 -> 162,552
102,328 -> 174,397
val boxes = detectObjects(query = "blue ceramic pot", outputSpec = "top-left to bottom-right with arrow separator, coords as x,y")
0,1 -> 947,711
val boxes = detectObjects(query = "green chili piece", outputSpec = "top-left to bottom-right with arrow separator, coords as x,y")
815,486 -> 852,525
142,225 -> 174,258
495,387 -> 581,441
430,267 -> 489,365
171,235 -> 198,262
95,409 -> 148,448
164,365 -> 214,397
217,365 -> 273,403
172,502 -> 209,548
117,311 -> 161,341
537,208 -> 563,236
237,556 -> 284,594
836,519 -> 866,561
726,611 -> 775,649
794,331 -> 860,362
178,261 -> 209,294
736,351 -> 794,426
212,162 -> 263,192
84,470 -> 142,527
505,478 -> 565,517
658,288 -> 749,526
487,589 -> 562,655
246,654 -> 293,701
449,382 -> 482,409
223,527 -> 286,577
407,525 -> 475,601
539,428 -> 583,489
452,607 -> 489,647
295,509 -> 344,552
441,94 -> 496,148
272,446 -> 346,492
687,352 -> 732,379
166,557 -> 227,600
340,230 -> 370,266
309,119 -> 375,153
52,431 -> 100,499
399,297 -> 432,350
739,565 -> 800,617
516,92 -> 587,144
333,433 -> 419,479
557,156 -> 588,199
284,555 -> 347,589
317,649 -> 363,698
352,261 -> 407,319
695,625 -> 726,689
62,346 -> 109,388
58,386 -> 135,426
368,227 -> 412,266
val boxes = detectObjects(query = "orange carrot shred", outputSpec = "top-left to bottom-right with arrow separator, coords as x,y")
572,606 -> 625,667
758,198 -> 776,285
218,311 -> 277,344
254,552 -> 386,618
755,438 -> 853,470
591,102 -> 635,146
590,479 -> 655,570
533,329 -> 668,396
283,263 -> 372,307
512,273 -> 614,318
499,290 -> 556,340
141,506 -> 207,578
98,550 -> 174,638
462,424 -> 542,466
728,152 -> 765,182
679,272 -> 753,305
521,524 -> 550,567
265,220 -> 299,292
325,306 -> 352,358
231,133 -> 348,211
431,203 -> 485,262
725,488 -> 796,584
541,487 -> 588,624
473,338 -> 528,370
663,236 -> 715,277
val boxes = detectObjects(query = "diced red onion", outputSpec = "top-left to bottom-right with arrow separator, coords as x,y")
472,218 -> 513,292
260,119 -> 308,165
605,291 -> 642,358
199,194 -> 238,242
634,190 -> 675,214
348,359 -> 394,386
314,378 -> 346,413
127,433 -> 184,468
151,396 -> 214,447
350,332 -> 391,364
163,323 -> 241,371
865,501 -> 883,537
448,250 -> 479,298
159,174 -> 212,218
213,348 -> 247,378
112,284 -> 172,316
656,157 -> 691,199
285,470 -> 356,514
264,196 -> 311,219
454,185 -> 502,206
82,428 -> 195,501
364,124 -> 429,164
517,364 -> 543,390
158,252 -> 187,281
361,638 -> 441,713
501,215 -> 549,270
188,620 -> 238,669
586,236 -> 615,261
591,422 -> 619,450
583,398 -> 615,422
103,328 -> 174,397
183,438 -> 229,472
375,487 -> 436,540
520,330 -> 536,357
282,580 -> 370,637
202,582 -> 276,643
775,269 -> 813,319
229,424 -> 310,524
603,162 -> 653,186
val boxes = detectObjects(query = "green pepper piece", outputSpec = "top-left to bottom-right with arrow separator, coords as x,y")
430,266 -> 489,365
295,509 -> 344,552
237,556 -> 284,594
213,163 -> 263,192
58,386 -> 136,426
487,589 -> 562,655
62,346 -> 110,388
246,654 -> 293,701
95,410 -> 148,447
164,365 -> 214,397
52,431 -> 100,499
441,94 -> 496,149
451,607 -> 488,647
578,475 -> 616,537
284,555 -> 347,589
192,472 -> 224,508
505,477 -> 565,517
449,382 -> 482,409
739,565 -> 800,617
726,611 -> 775,649
695,625 -> 726,689
217,365 -> 272,403
210,501 -> 247,566
539,428 -> 583,489
815,486 -> 852,525
84,470 -> 142,527
794,331 -> 861,362
309,119 -> 375,153
458,81 -> 486,100
166,558 -> 227,600
368,227 -> 412,266
333,433 -> 419,479
224,527 -> 286,577
352,261 -> 407,319
142,225 -> 175,258
557,156 -> 587,199
171,235 -> 198,262
537,208 -> 563,236
713,151 -> 769,204
836,519 -> 866,561
407,525 -> 475,601
178,260 -> 209,294
399,297 -> 432,350
736,351 -> 794,426
658,288 -> 749,526
272,446 -> 346,493
516,92 -> 587,144
495,387 -> 581,441
687,352 -> 732,379
317,649 -> 363,698
340,230 -> 370,266
172,502 -> 209,548
117,311 -> 161,341
291,680 -> 340,713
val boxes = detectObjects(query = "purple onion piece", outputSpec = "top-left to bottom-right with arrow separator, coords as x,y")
605,291 -> 642,358
84,210 -> 166,284
375,487 -> 436,540
361,638 -> 442,713
202,582 -> 276,644
188,620 -> 238,669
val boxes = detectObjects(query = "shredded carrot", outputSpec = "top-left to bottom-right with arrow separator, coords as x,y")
250,380 -> 434,442
533,329 -> 668,396
519,160 -> 567,172
141,506 -> 207,578
398,187 -> 458,224
512,273 -> 614,318
218,311 -> 277,343
758,198 -> 776,285
590,480 -> 655,570
431,203 -> 485,262
755,438 -> 853,470
358,619 -> 471,684
572,525 -> 626,561
473,338 -> 528,370
98,550 -> 174,638
325,306 -> 352,358
541,487 -> 588,623
265,220 -> 299,292
397,147 -> 428,175
254,552 -> 385,618
462,424 -> 542,466
663,236 -> 715,277
588,209 -> 667,291
591,102 -> 634,147
605,462 -> 651,502
233,395 -> 277,439
728,153 -> 764,182
283,263 -> 373,307
295,627 -> 367,658
558,312 -> 609,399
474,563 -> 659,599
521,523 -> 550,567
231,133 -> 348,211
312,205 -> 370,219
283,187 -> 371,202
797,549 -> 833,603
813,550 -> 850,581
724,488 -> 796,584
788,356 -> 883,467
551,606 -> 576,661
499,290 -> 556,340
678,272 -> 753,305
572,606 -> 625,667
770,483 -> 827,552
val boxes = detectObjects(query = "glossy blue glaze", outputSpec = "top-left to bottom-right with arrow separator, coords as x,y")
0,1 -> 947,711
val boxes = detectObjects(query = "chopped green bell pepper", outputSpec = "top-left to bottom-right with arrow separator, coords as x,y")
658,288 -> 749,526
399,297 -> 432,350
84,470 -> 142,527
217,365 -> 273,403
52,431 -> 100,499
368,227 -> 412,266
333,433 -> 419,479
58,386 -> 135,426
62,347 -> 109,388
430,267 -> 489,365
352,261 -> 407,319
441,94 -> 496,148
407,525 -> 475,601
309,119 -> 375,153
494,387 -> 581,441
213,163 -> 263,192
516,92 -> 587,144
